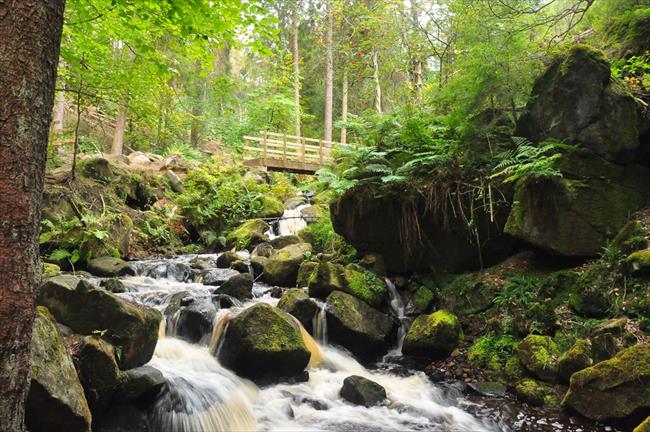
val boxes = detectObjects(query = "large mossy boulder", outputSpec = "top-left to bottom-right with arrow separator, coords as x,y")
516,45 -> 647,164
37,276 -> 161,369
277,288 -> 319,332
557,339 -> 593,383
517,335 -> 560,383
215,273 -> 253,301
70,336 -> 119,427
262,243 -> 311,287
27,307 -> 92,432
562,344 -> 650,421
218,303 -> 311,381
87,257 -> 136,277
226,219 -> 270,250
402,310 -> 462,359
331,184 -> 514,274
514,378 -> 559,408
340,375 -> 387,407
307,261 -> 346,299
326,291 -> 395,360
306,261 -> 386,308
505,152 -> 650,257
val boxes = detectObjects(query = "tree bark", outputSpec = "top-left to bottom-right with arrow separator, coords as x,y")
0,1 -> 66,431
111,95 -> 128,155
292,1 -> 301,137
410,0 -> 423,98
323,0 -> 334,142
340,68 -> 349,144
372,50 -> 382,113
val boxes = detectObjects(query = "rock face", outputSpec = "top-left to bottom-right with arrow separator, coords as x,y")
562,344 -> 650,421
27,307 -> 92,432
557,339 -> 593,383
330,185 -> 513,273
277,288 -> 319,332
505,152 -> 650,257
115,366 -> 167,404
70,336 -> 119,427
516,45 -> 647,164
88,257 -> 136,277
262,243 -> 311,287
325,291 -> 394,360
517,335 -> 560,383
402,310 -> 462,359
38,276 -> 161,369
218,303 -> 311,380
226,219 -> 270,250
306,261 -> 386,307
215,273 -> 253,301
173,299 -> 216,343
340,375 -> 387,407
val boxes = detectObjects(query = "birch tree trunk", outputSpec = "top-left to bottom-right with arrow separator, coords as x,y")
340,69 -> 349,144
111,96 -> 128,155
0,2 -> 66,430
292,1 -> 301,137
323,0 -> 334,142
410,0 -> 423,97
372,50 -> 382,113
52,91 -> 66,133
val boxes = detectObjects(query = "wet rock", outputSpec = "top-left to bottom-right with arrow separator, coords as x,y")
402,310 -> 462,360
270,235 -> 303,249
141,261 -> 192,282
101,278 -> 127,294
517,335 -> 560,383
591,332 -> 620,362
307,261 -> 345,299
70,336 -> 119,427
226,219 -> 270,250
38,276 -> 161,369
307,262 -> 387,308
115,366 -> 167,404
515,379 -> 551,407
262,243 -> 311,287
175,300 -> 216,343
202,267 -> 240,286
557,339 -> 593,383
27,307 -> 92,432
88,257 -> 136,277
215,273 -> 253,301
189,257 -> 213,271
467,381 -> 507,398
229,260 -> 250,274
296,261 -> 318,288
277,288 -> 319,332
284,196 -> 307,209
340,375 -> 387,407
516,45 -> 647,164
216,251 -> 240,269
219,303 -> 311,381
212,294 -> 241,309
97,404 -> 150,432
562,344 -> 650,421
300,205 -> 322,223
325,291 -> 394,360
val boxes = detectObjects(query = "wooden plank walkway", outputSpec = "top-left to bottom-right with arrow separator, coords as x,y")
243,131 -> 351,174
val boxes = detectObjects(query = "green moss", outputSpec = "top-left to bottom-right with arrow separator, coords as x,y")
42,263 -> 61,279
634,416 -> 650,432
560,45 -> 609,76
515,379 -> 547,406
468,335 -> 519,374
557,339 -> 593,383
504,356 -> 526,381
517,335 -> 560,382
626,249 -> 650,274
412,286 -> 434,313
342,264 -> 386,308
226,219 -> 270,250
257,195 -> 284,219
403,310 -> 462,359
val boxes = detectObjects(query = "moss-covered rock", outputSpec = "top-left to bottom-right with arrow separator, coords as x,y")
562,344 -> 650,421
326,291 -> 395,360
38,276 -> 161,370
342,264 -> 386,308
403,310 -> 462,359
634,416 -> 650,432
626,249 -> 650,275
115,365 -> 166,404
27,307 -> 92,432
215,273 -> 253,301
515,379 -> 559,407
440,273 -> 500,317
611,220 -> 649,255
407,286 -> 435,316
270,235 -> 303,249
87,256 -> 136,277
258,195 -> 284,218
218,303 -> 311,381
504,356 -> 526,381
81,214 -> 134,261
226,219 -> 270,250
43,262 -> 61,278
468,335 -> 519,376
516,45 -> 645,164
505,152 -> 650,258
277,288 -> 319,332
262,243 -> 311,287
216,251 -> 240,269
296,261 -> 318,288
307,261 -> 346,300
517,335 -> 560,382
568,263 -> 613,318
557,339 -> 593,383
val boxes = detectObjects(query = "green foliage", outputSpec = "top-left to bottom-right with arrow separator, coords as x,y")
300,210 -> 356,262
491,137 -> 571,184
468,334 -> 519,372
163,143 -> 208,161
493,275 -> 537,308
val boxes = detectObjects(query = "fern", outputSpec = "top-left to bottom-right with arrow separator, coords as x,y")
491,137 -> 571,184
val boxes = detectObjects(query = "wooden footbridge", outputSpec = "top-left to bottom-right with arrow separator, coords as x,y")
243,132 -> 351,174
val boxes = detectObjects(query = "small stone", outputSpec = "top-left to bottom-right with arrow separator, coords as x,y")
340,375 -> 387,407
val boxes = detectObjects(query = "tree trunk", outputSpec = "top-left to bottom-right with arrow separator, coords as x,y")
52,91 -> 65,133
372,50 -> 382,113
340,69 -> 349,144
111,96 -> 128,155
410,0 -> 423,98
323,0 -> 334,142
0,2 -> 66,431
292,1 -> 301,137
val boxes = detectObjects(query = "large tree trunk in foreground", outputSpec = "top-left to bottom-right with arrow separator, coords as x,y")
323,0 -> 334,142
111,96 -> 128,155
0,1 -> 66,431
292,1 -> 301,137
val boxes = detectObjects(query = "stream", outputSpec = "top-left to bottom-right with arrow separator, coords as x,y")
107,253 -> 613,432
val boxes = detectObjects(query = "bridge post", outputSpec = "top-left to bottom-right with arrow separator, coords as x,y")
301,136 -> 306,164
283,133 -> 288,165
262,131 -> 268,163
319,139 -> 324,165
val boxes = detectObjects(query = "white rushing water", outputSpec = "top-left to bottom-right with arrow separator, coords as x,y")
114,254 -> 500,432
267,203 -> 311,238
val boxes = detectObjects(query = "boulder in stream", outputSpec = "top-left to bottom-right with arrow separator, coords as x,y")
216,251 -> 240,269
340,375 -> 387,407
26,307 -> 92,432
226,219 -> 270,250
37,276 -> 162,369
325,291 -> 395,360
218,303 -> 311,381
88,256 -> 136,277
516,335 -> 560,383
174,299 -> 217,343
262,243 -> 311,287
115,366 -> 167,404
277,288 -> 319,332
215,273 -> 253,301
402,310 -> 462,359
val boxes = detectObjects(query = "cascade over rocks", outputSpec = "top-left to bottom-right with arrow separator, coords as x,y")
340,375 -> 387,407
330,185 -> 513,273
325,291 -> 395,360
174,299 -> 217,343
218,303 -> 311,381
402,310 -> 462,359
38,276 -> 162,369
214,273 -> 253,301
516,45 -> 648,164
26,307 -> 92,432
562,344 -> 650,421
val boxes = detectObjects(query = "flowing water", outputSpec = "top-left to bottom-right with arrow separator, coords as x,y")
111,255 -> 612,432
384,278 -> 412,357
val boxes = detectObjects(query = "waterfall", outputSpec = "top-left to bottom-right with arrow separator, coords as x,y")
312,300 -> 328,344
384,278 -> 411,355
267,203 -> 310,238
